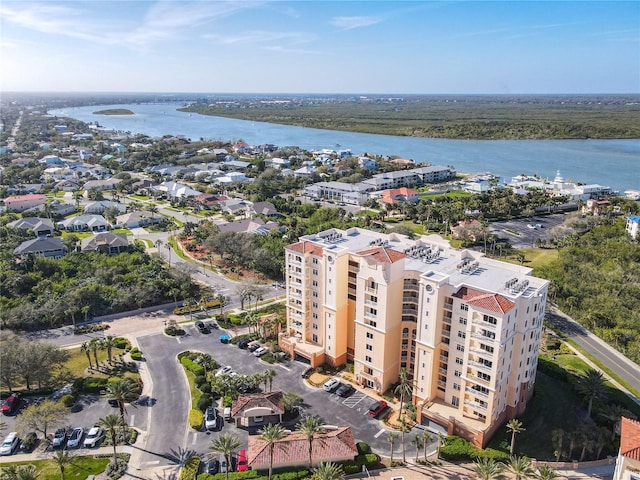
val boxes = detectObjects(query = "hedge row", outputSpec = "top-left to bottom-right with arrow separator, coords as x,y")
197,468 -> 309,480
74,324 -> 110,334
439,436 -> 509,462
180,455 -> 201,480
189,409 -> 204,430
174,300 -> 221,315
180,357 -> 205,376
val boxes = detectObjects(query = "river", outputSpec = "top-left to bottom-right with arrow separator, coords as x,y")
50,102 -> 640,193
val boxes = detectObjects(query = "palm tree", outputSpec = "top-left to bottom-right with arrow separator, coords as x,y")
399,417 -> 411,462
264,368 -> 277,392
411,435 -> 424,463
4,464 -> 39,480
421,430 -> 433,461
281,392 -> 301,413
507,456 -> 534,480
311,462 -> 345,480
394,368 -> 413,462
473,457 -> 505,480
576,369 -> 608,418
80,341 -> 92,369
507,419 -> 525,455
296,415 -> 325,468
551,429 -> 564,462
89,338 -> 101,369
259,423 -> 288,480
209,433 -> 241,480
51,450 -> 73,480
535,464 -> 559,480
437,432 -> 446,459
567,430 -> 580,460
107,378 -> 138,435
388,431 -> 398,463
101,335 -> 117,365
98,413 -> 124,464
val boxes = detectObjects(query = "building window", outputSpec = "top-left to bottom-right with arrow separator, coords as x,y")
456,344 -> 464,352
312,258 -> 318,264
369,320 -> 377,328
313,302 -> 318,308
458,331 -> 466,339
453,383 -> 461,391
366,344 -> 373,351
459,317 -> 467,325
454,370 -> 461,377
365,355 -> 372,363
312,334 -> 318,343
455,357 -> 463,365
313,291 -> 318,298
452,396 -> 459,407
366,332 -> 373,339
461,304 -> 469,311
312,313 -> 318,319
313,323 -> 318,330
313,269 -> 318,276
312,280 -> 318,287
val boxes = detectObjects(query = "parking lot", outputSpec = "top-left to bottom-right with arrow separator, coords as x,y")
488,213 -> 567,248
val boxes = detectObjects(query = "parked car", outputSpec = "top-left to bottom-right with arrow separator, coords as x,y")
237,449 -> 248,472
219,335 -> 230,344
301,367 -> 314,379
237,338 -> 250,349
216,366 -> 233,377
367,400 -> 388,417
52,428 -> 68,449
220,454 -> 231,474
247,342 -> 260,352
253,346 -> 269,357
335,383 -> 354,397
0,432 -> 19,456
323,378 -> 341,392
19,432 -> 37,452
107,398 -> 119,407
205,407 -> 217,430
195,321 -> 209,333
66,427 -> 84,449
205,459 -> 219,475
1,393 -> 21,415
83,426 -> 105,448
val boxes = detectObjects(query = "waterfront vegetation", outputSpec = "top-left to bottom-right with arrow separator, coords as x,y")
93,108 -> 134,115
179,95 -> 640,140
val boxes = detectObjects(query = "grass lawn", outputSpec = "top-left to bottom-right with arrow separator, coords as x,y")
516,247 -> 559,271
185,369 -> 201,409
487,372 -> 582,460
112,228 -> 131,235
553,354 -> 591,375
60,231 -> 93,239
1,455 -> 110,479
129,194 -> 149,200
66,345 -> 137,381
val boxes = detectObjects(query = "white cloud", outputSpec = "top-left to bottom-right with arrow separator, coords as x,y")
330,16 -> 381,30
204,30 -> 314,46
262,45 -> 322,55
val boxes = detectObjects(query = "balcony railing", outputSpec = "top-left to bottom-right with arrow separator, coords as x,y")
444,303 -> 453,311
464,399 -> 488,412
364,311 -> 377,320
471,331 -> 496,342
365,286 -> 378,294
469,360 -> 493,372
364,299 -> 378,307
438,367 -> 448,375
403,296 -> 418,303
465,386 -> 489,399
440,355 -> 449,363
442,316 -> 452,325
402,309 -> 418,316
404,283 -> 419,292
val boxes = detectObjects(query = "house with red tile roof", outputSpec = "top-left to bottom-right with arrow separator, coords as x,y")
613,417 -> 640,480
248,426 -> 357,470
2,194 -> 47,213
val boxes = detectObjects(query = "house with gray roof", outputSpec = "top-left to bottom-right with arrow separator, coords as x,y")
7,217 -> 55,237
14,237 -> 67,259
81,232 -> 129,255
84,200 -> 126,215
58,214 -> 110,232
249,201 -> 279,218
218,218 -> 279,235
83,178 -> 123,191
116,210 -> 161,229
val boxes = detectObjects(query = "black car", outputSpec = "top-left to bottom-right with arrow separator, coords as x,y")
107,398 -> 119,407
195,321 -> 209,333
19,432 -> 37,452
247,343 -> 260,352
335,383 -> 354,397
206,458 -> 220,475
237,338 -> 250,349
301,367 -> 314,379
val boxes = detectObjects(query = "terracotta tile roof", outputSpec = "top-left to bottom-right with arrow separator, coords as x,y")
621,417 -> 640,460
357,246 -> 406,264
231,392 -> 284,418
248,426 -> 357,468
453,286 -> 515,314
287,240 -> 323,256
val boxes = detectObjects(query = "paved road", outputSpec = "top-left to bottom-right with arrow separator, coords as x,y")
545,306 -> 640,399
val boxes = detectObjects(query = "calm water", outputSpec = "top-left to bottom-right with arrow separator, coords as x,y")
50,103 -> 640,192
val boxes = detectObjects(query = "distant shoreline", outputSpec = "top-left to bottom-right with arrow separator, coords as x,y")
93,108 -> 135,115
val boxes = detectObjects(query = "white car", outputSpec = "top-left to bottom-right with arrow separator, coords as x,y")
253,346 -> 269,357
66,427 -> 84,449
0,432 -> 19,456
323,377 -> 341,392
527,224 -> 536,229
205,407 -> 217,430
216,366 -> 233,377
83,426 -> 105,448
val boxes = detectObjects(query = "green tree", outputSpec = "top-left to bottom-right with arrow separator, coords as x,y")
421,430 -> 433,462
411,434 -> 424,463
98,413 -> 124,464
16,399 -> 68,440
209,433 -> 241,480
107,378 -> 138,435
101,336 -> 117,365
259,423 -> 287,480
507,419 -> 525,455
89,338 -> 101,369
264,368 -> 277,392
51,450 -> 73,480
296,415 -> 325,468
473,457 -> 505,480
281,391 -> 301,413
311,462 -> 345,480
388,431 -> 398,463
576,369 -> 608,418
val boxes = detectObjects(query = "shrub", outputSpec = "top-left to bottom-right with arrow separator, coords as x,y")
105,456 -> 128,479
475,448 -> 510,462
180,357 -> 205,376
74,376 -> 109,393
357,441 -> 371,454
189,409 -> 204,430
199,383 -> 212,394
197,394 -> 213,412
439,436 -> 478,461
130,351 -> 143,361
223,395 -> 233,408
195,375 -> 207,387
179,455 -> 201,480
130,347 -> 140,354
60,394 -> 76,407
114,337 -> 131,350
165,325 -> 186,336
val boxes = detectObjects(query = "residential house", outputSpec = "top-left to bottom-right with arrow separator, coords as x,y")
249,201 -> 279,218
266,157 -> 290,169
218,218 -> 279,236
116,210 -> 161,229
451,219 -> 485,243
2,194 -> 47,213
39,155 -> 64,165
626,216 -> 640,240
84,200 -> 126,215
220,199 -> 251,216
231,392 -> 284,428
374,187 -> 419,205
7,217 -> 55,237
151,181 -> 201,199
248,426 -> 357,470
294,165 -> 317,178
582,198 -> 611,216
83,178 -> 123,191
58,214 -> 110,232
81,232 -> 129,255
612,417 -> 640,480
216,171 -> 247,184
358,156 -> 378,170
56,179 -> 82,192
14,237 -> 67,259
304,181 -> 372,204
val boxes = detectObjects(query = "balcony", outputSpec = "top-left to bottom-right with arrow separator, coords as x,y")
404,283 -> 419,292
442,316 -> 452,325
438,367 -> 447,375
465,386 -> 489,399
471,330 -> 496,342
464,399 -> 488,412
443,303 -> 453,311
289,311 -> 303,321
348,264 -> 360,274
364,311 -> 377,320
441,329 -> 451,338
291,321 -> 303,331
403,296 -> 418,303
437,380 -> 446,389
401,344 -> 408,350
439,355 -> 449,363
289,290 -> 302,299
473,317 -> 497,330
365,285 -> 378,294
364,299 -> 378,307
469,360 -> 493,372
348,287 -> 357,296
466,373 -> 492,388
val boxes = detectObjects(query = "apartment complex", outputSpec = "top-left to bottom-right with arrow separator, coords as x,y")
279,227 -> 548,447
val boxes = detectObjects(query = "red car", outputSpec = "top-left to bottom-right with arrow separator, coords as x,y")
237,449 -> 248,472
1,393 -> 21,415
367,400 -> 388,417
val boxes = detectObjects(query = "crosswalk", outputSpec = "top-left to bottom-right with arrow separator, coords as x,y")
342,391 -> 367,408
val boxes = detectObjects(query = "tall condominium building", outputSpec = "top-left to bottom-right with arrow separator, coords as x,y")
279,227 -> 549,447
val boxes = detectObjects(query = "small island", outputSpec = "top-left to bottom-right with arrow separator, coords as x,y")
93,108 -> 135,115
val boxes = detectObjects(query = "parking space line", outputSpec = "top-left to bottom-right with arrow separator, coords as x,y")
277,364 -> 290,371
129,415 -> 135,426
374,428 -> 386,438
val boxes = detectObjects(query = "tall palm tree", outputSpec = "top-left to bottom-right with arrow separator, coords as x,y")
80,341 -> 92,369
51,450 -> 73,480
89,338 -> 101,369
507,419 -> 525,455
296,415 -> 325,468
101,336 -> 117,365
4,464 -> 39,480
394,368 -> 413,462
535,465 -> 559,480
388,431 -> 398,463
551,429 -> 564,462
507,456 -> 534,480
264,368 -> 277,392
411,435 -> 424,463
98,413 -> 124,464
437,432 -> 446,459
473,457 -> 505,480
576,369 -> 608,418
107,378 -> 137,436
421,430 -> 433,462
259,423 -> 287,480
311,462 -> 345,480
209,433 -> 241,480
399,417 -> 411,462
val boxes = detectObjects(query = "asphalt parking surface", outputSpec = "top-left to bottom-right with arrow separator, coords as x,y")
488,213 -> 567,248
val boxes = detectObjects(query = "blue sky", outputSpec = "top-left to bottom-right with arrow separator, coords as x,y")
1,1 -> 638,94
